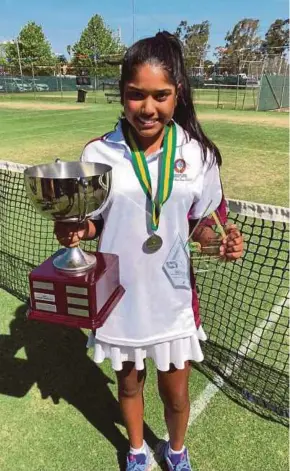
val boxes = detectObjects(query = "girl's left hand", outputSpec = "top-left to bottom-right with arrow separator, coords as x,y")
220,224 -> 244,261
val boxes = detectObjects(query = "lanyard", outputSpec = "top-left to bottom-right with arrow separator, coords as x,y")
128,123 -> 177,231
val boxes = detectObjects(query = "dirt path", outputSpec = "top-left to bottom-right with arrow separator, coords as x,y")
199,112 -> 289,128
0,101 -> 82,111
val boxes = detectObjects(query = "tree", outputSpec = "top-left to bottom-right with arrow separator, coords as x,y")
55,54 -> 68,76
72,14 -> 125,77
215,18 -> 261,74
0,43 -> 9,67
175,20 -> 210,74
5,21 -> 55,74
261,19 -> 289,56
203,59 -> 215,78
56,54 -> 67,64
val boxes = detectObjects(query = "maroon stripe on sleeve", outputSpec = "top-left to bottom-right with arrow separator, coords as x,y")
84,132 -> 110,148
190,267 -> 201,329
200,195 -> 228,227
187,195 -> 227,328
186,195 -> 227,329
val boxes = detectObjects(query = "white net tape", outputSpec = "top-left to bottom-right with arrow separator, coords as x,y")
0,160 -> 289,223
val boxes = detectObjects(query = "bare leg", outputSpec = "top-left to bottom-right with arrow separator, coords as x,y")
116,361 -> 146,448
157,362 -> 190,450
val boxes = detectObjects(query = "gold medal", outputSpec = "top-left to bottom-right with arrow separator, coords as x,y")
144,234 -> 163,254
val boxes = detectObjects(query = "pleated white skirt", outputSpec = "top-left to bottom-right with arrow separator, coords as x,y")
87,326 -> 207,372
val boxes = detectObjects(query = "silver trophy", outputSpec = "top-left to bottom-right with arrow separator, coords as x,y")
24,160 -> 112,274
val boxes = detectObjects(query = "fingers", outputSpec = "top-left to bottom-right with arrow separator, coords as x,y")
56,233 -> 82,248
54,222 -> 86,248
54,221 -> 86,235
220,225 -> 244,261
225,223 -> 237,232
223,249 -> 243,261
224,238 -> 243,252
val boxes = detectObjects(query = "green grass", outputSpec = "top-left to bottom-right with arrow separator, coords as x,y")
0,96 -> 289,470
0,99 -> 288,205
0,290 -> 288,471
205,122 -> 288,206
194,87 -> 259,110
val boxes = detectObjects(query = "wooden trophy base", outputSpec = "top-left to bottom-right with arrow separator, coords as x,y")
27,250 -> 125,330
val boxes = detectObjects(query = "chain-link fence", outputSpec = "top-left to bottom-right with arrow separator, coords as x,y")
0,64 -> 120,102
193,84 -> 259,110
257,75 -> 289,111
0,57 -> 288,111
189,55 -> 289,111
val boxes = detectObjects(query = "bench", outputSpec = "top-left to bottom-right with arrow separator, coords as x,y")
104,93 -> 120,103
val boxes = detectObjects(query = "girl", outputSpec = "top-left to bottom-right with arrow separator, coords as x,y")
55,32 -> 243,471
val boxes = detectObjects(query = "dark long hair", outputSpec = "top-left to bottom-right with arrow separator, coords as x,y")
119,31 -> 222,166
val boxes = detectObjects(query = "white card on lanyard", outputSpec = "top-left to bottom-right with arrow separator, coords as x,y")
163,234 -> 191,289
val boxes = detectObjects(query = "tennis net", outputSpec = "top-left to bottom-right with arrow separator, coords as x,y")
0,161 -> 289,424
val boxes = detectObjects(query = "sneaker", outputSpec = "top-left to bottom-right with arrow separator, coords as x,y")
126,441 -> 151,471
164,442 -> 192,471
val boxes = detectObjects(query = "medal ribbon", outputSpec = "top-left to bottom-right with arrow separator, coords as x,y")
128,123 -> 177,231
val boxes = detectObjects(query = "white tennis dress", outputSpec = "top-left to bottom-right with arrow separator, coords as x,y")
81,121 -> 223,371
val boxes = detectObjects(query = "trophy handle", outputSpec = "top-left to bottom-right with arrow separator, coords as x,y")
98,174 -> 108,191
78,177 -> 88,223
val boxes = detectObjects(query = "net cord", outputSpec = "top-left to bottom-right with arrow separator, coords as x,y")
1,160 -> 288,224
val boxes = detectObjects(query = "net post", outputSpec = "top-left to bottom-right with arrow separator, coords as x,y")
256,62 -> 265,112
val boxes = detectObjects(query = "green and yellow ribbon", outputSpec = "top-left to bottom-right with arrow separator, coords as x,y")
128,123 -> 177,231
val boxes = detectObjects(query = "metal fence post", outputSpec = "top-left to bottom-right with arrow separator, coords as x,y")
60,71 -> 63,100
234,74 -> 240,110
279,71 -> 287,109
252,86 -> 256,109
217,84 -> 221,109
31,63 -> 36,100
256,60 -> 265,111
241,84 -> 247,110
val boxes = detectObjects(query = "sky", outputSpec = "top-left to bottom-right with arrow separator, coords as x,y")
0,0 -> 288,59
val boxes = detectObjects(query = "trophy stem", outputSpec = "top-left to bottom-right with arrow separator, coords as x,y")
53,247 -> 96,274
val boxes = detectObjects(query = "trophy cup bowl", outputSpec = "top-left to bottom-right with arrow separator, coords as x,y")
24,160 -> 112,274
23,160 -> 124,330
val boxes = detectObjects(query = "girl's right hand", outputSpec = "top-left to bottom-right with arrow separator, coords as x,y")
54,221 -> 87,248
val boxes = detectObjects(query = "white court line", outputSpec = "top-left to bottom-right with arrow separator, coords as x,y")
149,292 -> 289,468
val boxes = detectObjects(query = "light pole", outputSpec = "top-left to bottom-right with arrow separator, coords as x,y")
132,0 -> 135,43
2,39 -> 23,78
15,39 -> 23,78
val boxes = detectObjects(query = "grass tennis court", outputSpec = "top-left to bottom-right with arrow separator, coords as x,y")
0,93 -> 288,471
0,87 -> 259,110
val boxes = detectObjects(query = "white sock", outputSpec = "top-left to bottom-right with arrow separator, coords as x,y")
130,441 -> 146,455
169,444 -> 185,455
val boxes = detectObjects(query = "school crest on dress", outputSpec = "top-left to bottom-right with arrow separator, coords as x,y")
174,159 -> 186,174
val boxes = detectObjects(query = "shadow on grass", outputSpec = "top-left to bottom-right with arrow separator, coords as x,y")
0,304 -> 159,470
